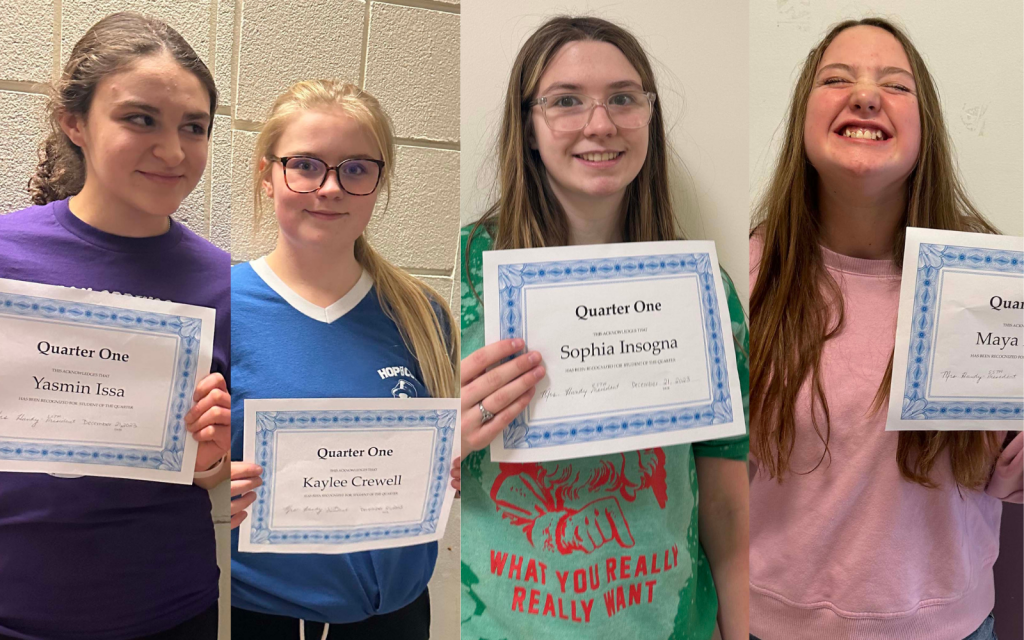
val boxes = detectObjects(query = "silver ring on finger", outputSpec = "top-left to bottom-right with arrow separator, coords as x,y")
478,402 -> 495,424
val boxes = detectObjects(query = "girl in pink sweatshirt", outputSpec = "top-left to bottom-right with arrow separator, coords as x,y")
748,18 -> 1023,640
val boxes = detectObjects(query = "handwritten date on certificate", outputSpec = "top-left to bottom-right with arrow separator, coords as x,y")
541,377 -> 693,401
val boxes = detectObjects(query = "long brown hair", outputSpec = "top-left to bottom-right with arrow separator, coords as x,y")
252,80 -> 458,398
750,18 -> 1000,489
29,12 -> 217,205
465,15 -> 679,299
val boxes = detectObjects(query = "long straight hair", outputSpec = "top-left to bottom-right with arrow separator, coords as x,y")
30,12 -> 217,204
750,18 -> 1000,488
465,16 -> 680,302
253,80 -> 458,398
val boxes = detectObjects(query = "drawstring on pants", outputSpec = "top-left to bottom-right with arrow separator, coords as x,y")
298,619 -> 330,640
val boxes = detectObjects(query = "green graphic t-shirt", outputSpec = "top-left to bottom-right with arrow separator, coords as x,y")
459,224 -> 749,640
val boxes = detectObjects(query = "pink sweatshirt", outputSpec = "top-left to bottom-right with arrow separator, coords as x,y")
749,237 -> 1023,640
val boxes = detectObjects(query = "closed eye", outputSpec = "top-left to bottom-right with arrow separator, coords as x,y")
821,77 -> 850,86
885,83 -> 913,93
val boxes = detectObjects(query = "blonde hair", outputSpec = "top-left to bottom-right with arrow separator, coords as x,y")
749,18 -> 1000,488
253,80 -> 458,398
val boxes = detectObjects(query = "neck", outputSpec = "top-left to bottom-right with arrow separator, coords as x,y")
265,236 -> 363,308
548,179 -> 624,245
69,182 -> 171,238
817,176 -> 906,260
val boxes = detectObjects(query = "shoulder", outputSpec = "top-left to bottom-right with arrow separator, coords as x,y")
0,201 -> 56,232
176,222 -> 230,267
229,262 -> 269,305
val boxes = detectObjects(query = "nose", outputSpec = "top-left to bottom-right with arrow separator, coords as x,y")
318,168 -> 345,198
848,82 -> 881,115
152,130 -> 186,166
583,104 -> 617,136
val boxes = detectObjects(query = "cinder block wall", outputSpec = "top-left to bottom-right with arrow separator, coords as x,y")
0,1 -> 461,639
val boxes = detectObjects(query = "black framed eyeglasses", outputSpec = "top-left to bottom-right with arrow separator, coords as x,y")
270,155 -> 385,196
527,91 -> 657,132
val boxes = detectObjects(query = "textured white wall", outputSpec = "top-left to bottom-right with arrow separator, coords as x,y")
461,0 -> 751,304
0,1 -> 461,638
750,0 -> 1023,236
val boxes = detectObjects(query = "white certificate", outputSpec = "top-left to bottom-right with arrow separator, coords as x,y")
483,241 -> 746,462
887,228 -> 1023,430
0,278 -> 214,483
238,398 -> 461,554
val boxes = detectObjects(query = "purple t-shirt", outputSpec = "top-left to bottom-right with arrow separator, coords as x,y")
0,199 -> 229,640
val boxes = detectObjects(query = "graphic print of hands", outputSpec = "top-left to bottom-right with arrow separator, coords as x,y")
539,497 -> 635,554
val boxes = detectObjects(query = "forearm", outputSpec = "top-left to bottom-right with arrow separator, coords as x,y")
696,456 -> 749,640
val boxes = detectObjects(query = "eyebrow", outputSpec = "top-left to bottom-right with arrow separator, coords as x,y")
539,79 -> 644,95
114,99 -> 211,123
817,62 -> 914,81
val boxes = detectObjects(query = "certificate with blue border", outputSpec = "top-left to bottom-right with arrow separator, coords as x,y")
238,398 -> 461,554
887,228 -> 1023,430
483,241 -> 745,462
0,277 -> 214,484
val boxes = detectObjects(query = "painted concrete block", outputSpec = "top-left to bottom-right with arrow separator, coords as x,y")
234,0 -> 364,122
0,91 -> 49,215
230,128 -> 277,260
0,0 -> 54,83
209,114 -> 232,250
364,3 -> 459,142
367,145 -> 459,271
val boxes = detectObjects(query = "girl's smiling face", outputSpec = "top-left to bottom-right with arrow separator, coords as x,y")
264,109 -> 382,250
62,53 -> 211,221
804,25 -> 921,189
530,40 -> 649,206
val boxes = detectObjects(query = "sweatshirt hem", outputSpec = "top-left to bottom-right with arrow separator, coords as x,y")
749,575 -> 994,640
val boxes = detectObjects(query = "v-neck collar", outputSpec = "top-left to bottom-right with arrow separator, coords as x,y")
250,256 -> 373,324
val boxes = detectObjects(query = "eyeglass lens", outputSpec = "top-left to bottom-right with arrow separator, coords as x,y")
542,92 -> 652,131
283,157 -> 381,195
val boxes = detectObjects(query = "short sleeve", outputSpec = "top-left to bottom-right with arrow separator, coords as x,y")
693,268 -> 750,460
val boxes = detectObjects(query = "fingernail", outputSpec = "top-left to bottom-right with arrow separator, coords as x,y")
512,338 -> 524,349
534,366 -> 546,379
528,352 -> 541,364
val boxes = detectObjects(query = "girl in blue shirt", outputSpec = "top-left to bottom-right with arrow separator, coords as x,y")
228,80 -> 458,640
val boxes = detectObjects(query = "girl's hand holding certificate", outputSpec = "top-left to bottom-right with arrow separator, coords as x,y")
460,338 -> 546,454
184,372 -> 231,477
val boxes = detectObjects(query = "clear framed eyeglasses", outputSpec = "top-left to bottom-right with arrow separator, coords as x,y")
528,91 -> 657,132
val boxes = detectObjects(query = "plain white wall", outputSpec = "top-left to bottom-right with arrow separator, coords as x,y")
461,1 -> 751,304
750,0 -> 1023,236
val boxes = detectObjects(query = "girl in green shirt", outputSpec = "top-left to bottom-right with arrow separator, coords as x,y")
457,16 -> 749,640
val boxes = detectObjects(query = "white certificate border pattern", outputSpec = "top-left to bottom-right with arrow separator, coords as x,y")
901,243 -> 1024,420
497,253 -> 734,450
247,408 -> 457,547
0,290 -> 202,471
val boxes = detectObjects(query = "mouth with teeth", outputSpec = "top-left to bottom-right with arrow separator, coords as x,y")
574,151 -> 624,164
839,126 -> 889,141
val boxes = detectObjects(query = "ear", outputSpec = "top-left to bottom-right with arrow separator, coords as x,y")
58,111 -> 87,149
258,157 -> 273,198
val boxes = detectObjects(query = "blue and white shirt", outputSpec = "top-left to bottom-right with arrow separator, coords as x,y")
230,258 -> 438,623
